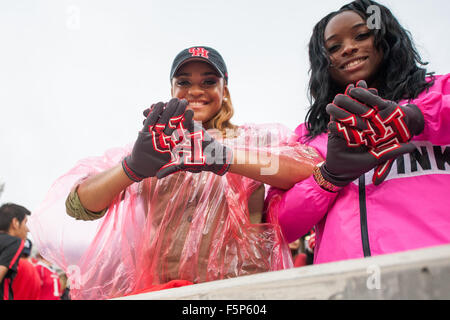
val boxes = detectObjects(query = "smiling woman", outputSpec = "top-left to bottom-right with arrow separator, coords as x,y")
266,0 -> 450,266
170,58 -> 235,132
305,0 -> 434,139
324,10 -> 384,87
28,46 -> 322,299
172,62 -> 227,126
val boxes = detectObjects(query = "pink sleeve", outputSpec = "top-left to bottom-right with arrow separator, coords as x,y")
266,172 -> 338,243
409,74 -> 450,145
265,124 -> 337,243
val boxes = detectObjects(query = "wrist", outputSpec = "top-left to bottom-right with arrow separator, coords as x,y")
313,162 -> 343,192
209,145 -> 233,176
121,157 -> 144,182
405,104 -> 425,136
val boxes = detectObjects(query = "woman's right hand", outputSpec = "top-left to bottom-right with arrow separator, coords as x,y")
321,80 -> 424,187
319,120 -> 416,188
122,98 -> 192,182
326,80 -> 425,147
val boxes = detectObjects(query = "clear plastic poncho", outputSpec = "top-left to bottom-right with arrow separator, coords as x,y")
28,123 -> 321,300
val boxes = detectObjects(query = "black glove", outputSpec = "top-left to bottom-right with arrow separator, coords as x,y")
325,81 -> 423,185
320,120 -> 416,187
326,80 -> 424,147
122,98 -> 190,182
155,118 -> 233,179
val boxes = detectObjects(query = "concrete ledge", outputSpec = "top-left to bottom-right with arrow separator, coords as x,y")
117,244 -> 450,300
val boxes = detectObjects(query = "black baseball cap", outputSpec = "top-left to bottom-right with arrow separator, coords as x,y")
170,46 -> 228,83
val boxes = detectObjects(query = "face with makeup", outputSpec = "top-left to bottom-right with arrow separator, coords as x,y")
171,61 -> 226,125
324,10 -> 384,87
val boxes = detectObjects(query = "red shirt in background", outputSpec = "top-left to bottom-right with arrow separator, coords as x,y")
35,261 -> 61,300
293,253 -> 307,267
12,258 -> 41,300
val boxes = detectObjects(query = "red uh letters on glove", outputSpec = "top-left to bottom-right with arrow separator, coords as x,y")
141,105 -> 233,179
156,118 -> 233,179
325,81 -> 423,185
122,98 -> 190,182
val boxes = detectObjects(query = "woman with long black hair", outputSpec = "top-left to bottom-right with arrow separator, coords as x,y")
265,0 -> 450,264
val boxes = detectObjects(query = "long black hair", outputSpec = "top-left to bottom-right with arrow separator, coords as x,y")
305,0 -> 434,139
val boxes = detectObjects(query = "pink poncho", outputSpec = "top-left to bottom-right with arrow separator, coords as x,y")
28,123 -> 321,299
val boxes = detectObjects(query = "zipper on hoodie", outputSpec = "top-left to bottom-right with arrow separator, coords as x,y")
359,174 -> 371,257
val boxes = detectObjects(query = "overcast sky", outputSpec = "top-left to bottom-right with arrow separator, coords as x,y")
1,0 -> 450,213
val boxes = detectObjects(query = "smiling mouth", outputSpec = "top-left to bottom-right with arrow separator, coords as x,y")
188,101 -> 208,108
341,57 -> 369,70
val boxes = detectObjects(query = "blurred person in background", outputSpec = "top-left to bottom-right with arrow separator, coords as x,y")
59,272 -> 71,300
12,238 -> 41,300
288,229 -> 315,267
35,253 -> 61,300
0,203 -> 30,300
288,238 -> 306,268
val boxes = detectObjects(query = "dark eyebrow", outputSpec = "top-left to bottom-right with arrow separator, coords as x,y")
325,22 -> 368,43
352,22 -> 368,30
175,72 -> 191,77
175,71 -> 220,78
325,35 -> 337,43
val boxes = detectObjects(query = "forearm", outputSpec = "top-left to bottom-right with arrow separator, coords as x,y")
76,164 -> 134,212
228,149 -> 318,190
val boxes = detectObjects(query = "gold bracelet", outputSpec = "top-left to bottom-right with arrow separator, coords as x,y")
313,163 -> 342,193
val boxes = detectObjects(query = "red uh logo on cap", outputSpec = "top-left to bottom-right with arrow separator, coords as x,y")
189,47 -> 209,59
